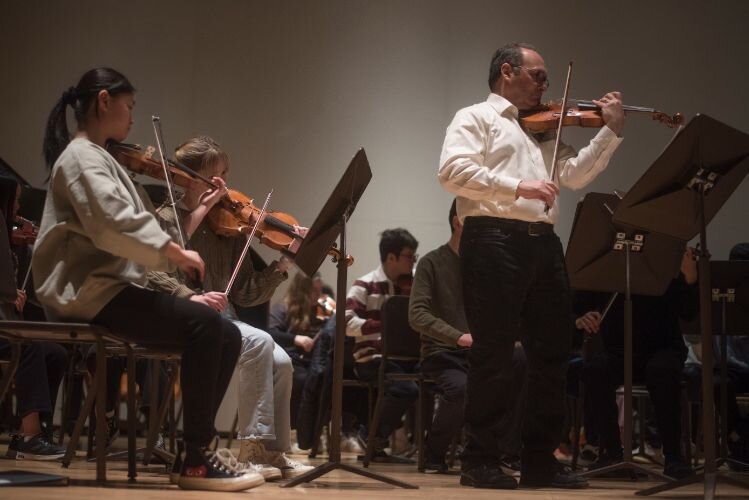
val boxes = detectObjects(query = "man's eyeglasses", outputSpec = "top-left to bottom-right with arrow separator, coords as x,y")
514,66 -> 550,89
398,252 -> 419,262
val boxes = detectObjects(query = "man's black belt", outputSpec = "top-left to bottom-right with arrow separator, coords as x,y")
467,216 -> 555,236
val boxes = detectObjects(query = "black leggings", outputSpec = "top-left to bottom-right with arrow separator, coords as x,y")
93,286 -> 241,447
0,340 -> 67,418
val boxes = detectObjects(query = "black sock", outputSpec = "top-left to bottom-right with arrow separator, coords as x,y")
183,443 -> 206,466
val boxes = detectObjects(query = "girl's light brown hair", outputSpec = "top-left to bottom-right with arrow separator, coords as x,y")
174,136 -> 230,175
284,272 -> 319,333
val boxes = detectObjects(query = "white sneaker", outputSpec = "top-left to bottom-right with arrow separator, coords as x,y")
341,435 -> 364,454
266,451 -> 315,479
243,461 -> 282,481
318,427 -> 329,454
215,448 -> 280,481
238,439 -> 284,481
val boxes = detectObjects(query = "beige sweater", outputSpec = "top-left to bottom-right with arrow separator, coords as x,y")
32,138 -> 173,321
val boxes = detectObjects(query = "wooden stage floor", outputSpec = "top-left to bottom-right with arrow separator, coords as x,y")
1,444 -> 748,499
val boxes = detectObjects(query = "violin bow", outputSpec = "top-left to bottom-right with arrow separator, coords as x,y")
151,116 -> 187,249
545,61 -> 573,214
224,189 -> 273,296
20,262 -> 33,291
600,291 -> 619,323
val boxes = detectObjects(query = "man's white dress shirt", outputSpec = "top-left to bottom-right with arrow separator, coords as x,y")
439,93 -> 623,224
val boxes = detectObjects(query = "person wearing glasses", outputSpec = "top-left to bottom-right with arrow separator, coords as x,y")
438,42 -> 625,490
345,228 -> 419,462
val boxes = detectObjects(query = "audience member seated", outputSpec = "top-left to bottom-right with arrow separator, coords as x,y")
0,176 -> 67,460
575,247 -> 698,479
409,200 -> 526,473
268,273 -> 330,434
682,242 -> 749,470
346,228 -> 420,463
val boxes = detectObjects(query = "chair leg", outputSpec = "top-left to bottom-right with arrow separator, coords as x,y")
59,347 -> 78,445
637,395 -> 646,458
694,402 -> 703,467
94,339 -> 108,482
681,386 -> 692,466
226,412 -> 238,450
142,359 -> 160,465
63,371 -> 97,468
417,379 -> 424,472
86,394 -> 98,460
169,390 -> 176,454
365,385 -> 386,468
0,343 -> 20,404
367,383 -> 374,428
571,378 -> 585,470
143,360 -> 178,465
126,346 -> 137,481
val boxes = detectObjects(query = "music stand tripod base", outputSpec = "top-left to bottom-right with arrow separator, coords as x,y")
567,192 -> 683,485
282,149 -> 416,489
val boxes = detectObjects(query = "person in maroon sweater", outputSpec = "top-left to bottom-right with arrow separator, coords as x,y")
345,228 -> 419,461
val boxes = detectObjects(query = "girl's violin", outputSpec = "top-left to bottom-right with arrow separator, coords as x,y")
205,189 -> 302,252
519,100 -> 684,133
110,142 -> 213,192
315,294 -> 336,321
11,216 -> 38,246
109,142 -> 303,253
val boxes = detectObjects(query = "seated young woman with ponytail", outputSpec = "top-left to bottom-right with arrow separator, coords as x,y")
32,68 -> 262,492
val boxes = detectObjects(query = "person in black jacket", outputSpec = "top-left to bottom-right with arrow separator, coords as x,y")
0,176 -> 68,461
575,247 -> 698,479
268,272 -> 329,426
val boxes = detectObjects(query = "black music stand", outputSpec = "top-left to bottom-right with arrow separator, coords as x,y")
701,261 -> 749,471
610,114 -> 749,498
567,192 -> 684,482
282,149 -> 416,489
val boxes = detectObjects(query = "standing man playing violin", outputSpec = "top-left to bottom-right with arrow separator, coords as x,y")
438,42 -> 625,489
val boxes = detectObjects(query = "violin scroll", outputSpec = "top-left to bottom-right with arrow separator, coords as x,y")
652,111 -> 684,129
11,216 -> 39,246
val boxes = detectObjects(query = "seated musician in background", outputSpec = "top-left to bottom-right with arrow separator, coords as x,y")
576,247 -> 698,479
409,199 -> 526,474
720,243 -> 749,468
269,273 -> 367,453
682,242 -> 749,470
150,135 -> 312,481
268,272 -> 329,431
0,176 -> 67,460
346,228 -> 419,462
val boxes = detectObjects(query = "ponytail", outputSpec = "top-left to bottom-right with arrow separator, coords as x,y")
42,88 -> 75,169
42,68 -> 135,170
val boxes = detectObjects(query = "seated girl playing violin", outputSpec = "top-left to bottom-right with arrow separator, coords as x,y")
149,136 -> 312,480
32,68 -> 262,492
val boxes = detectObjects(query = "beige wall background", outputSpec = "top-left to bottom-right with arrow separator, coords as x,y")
2,0 -> 748,428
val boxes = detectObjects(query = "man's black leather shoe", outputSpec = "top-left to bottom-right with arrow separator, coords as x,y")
663,457 -> 694,480
460,464 -> 518,489
521,461 -> 589,489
